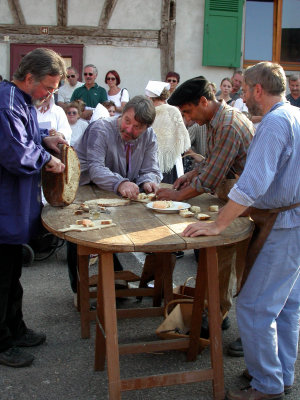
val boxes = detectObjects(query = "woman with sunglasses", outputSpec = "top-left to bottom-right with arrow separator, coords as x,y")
65,101 -> 88,149
105,70 -> 129,117
165,71 -> 180,95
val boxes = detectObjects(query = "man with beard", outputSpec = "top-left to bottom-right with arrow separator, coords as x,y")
286,74 -> 300,108
70,64 -> 107,121
66,96 -> 162,298
183,62 -> 300,400
0,48 -> 67,368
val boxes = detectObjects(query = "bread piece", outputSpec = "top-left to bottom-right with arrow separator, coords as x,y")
190,206 -> 201,213
196,213 -> 211,220
85,198 -> 130,207
42,144 -> 80,206
209,205 -> 219,212
74,209 -> 84,215
147,193 -> 156,201
76,219 -> 94,227
179,210 -> 194,218
137,193 -> 147,200
100,219 -> 113,225
152,200 -> 174,209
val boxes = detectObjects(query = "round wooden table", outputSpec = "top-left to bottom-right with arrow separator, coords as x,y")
42,184 -> 254,400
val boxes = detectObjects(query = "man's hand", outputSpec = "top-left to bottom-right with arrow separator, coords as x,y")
156,187 -> 180,201
173,169 -> 198,190
118,181 -> 139,199
43,135 -> 68,154
44,155 -> 65,173
49,129 -> 65,140
182,221 -> 222,237
143,182 -> 158,194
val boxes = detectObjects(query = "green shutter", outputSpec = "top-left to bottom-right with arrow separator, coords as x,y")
202,0 -> 244,68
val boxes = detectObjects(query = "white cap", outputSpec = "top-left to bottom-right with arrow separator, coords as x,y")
145,80 -> 170,97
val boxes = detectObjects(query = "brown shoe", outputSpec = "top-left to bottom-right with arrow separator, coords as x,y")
225,386 -> 283,400
242,369 -> 293,394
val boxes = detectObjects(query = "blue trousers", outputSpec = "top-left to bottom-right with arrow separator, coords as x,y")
237,226 -> 300,394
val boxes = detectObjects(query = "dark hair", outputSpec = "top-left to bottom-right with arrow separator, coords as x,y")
105,70 -> 120,86
123,95 -> 156,126
221,77 -> 232,86
168,76 -> 214,107
0,75 -> 3,82
103,100 -> 116,110
13,48 -> 66,81
165,71 -> 180,83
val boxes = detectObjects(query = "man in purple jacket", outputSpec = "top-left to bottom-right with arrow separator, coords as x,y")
0,48 -> 67,368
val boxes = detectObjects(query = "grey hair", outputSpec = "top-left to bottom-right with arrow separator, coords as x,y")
288,74 -> 300,82
13,48 -> 66,81
123,95 -> 156,126
84,64 -> 98,76
244,62 -> 286,96
67,66 -> 78,74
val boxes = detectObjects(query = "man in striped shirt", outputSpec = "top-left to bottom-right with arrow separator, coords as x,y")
156,76 -> 254,201
184,62 -> 300,400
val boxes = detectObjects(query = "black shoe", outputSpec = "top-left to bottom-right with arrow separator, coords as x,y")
228,337 -> 244,357
200,314 -> 231,339
174,251 -> 184,259
13,329 -> 46,347
221,316 -> 231,330
0,347 -> 34,368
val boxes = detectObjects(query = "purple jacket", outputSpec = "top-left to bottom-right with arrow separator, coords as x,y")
0,81 -> 51,244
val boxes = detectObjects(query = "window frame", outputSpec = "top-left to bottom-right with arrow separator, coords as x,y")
243,0 -> 300,71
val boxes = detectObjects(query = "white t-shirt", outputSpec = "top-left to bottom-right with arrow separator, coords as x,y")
57,81 -> 84,103
70,119 -> 89,148
107,88 -> 129,117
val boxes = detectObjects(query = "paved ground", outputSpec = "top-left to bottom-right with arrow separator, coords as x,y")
0,244 -> 299,400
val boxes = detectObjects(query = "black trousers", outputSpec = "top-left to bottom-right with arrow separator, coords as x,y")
0,244 -> 27,352
67,242 -> 123,293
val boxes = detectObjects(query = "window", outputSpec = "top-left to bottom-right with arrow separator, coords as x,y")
244,0 -> 300,71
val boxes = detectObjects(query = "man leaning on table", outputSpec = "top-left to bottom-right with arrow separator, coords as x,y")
0,48 -> 67,368
67,96 -> 162,298
183,62 -> 300,400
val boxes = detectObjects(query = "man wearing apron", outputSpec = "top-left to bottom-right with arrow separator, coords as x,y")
183,62 -> 300,400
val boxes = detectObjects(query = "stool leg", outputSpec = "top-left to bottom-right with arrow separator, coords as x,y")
78,253 -> 90,339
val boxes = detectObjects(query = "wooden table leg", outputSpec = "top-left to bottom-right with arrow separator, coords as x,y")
94,253 -> 106,371
95,252 -> 121,400
206,247 -> 224,400
77,251 -> 90,339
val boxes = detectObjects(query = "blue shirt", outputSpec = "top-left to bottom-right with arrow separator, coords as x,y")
229,101 -> 300,229
0,81 -> 51,244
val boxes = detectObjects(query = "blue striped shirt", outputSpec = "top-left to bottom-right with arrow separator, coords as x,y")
229,101 -> 300,229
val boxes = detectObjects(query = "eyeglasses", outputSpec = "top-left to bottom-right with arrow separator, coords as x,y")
67,111 -> 78,115
167,79 -> 177,83
84,72 -> 94,77
107,77 -> 116,81
39,81 -> 59,98
67,74 -> 76,78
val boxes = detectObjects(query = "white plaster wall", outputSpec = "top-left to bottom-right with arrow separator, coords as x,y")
175,0 -> 234,89
0,44 -> 10,80
0,1 -> 14,24
68,0 -> 104,26
83,45 -> 161,97
19,0 -> 57,25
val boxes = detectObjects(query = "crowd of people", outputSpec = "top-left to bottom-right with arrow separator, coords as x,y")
0,47 -> 300,400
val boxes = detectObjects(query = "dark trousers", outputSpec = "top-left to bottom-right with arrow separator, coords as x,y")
0,244 -> 27,352
67,241 -> 123,294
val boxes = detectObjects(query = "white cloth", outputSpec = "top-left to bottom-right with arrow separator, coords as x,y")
145,81 -> 170,97
107,88 -> 130,117
70,119 -> 89,148
152,103 -> 191,173
90,103 -> 110,123
57,81 -> 84,103
36,96 -> 72,144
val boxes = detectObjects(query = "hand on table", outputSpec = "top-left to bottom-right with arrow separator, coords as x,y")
173,169 -> 198,190
156,187 -> 180,201
182,221 -> 222,237
143,182 -> 158,194
44,155 -> 65,173
118,181 -> 139,199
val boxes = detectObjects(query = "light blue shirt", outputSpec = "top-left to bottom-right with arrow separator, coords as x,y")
229,101 -> 300,229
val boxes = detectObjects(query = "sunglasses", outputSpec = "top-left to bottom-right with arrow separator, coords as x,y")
84,72 -> 94,76
67,74 -> 76,78
167,79 -> 177,83
67,111 -> 78,115
107,77 -> 116,81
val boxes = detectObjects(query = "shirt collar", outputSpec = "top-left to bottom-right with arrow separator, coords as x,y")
209,100 -> 226,130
